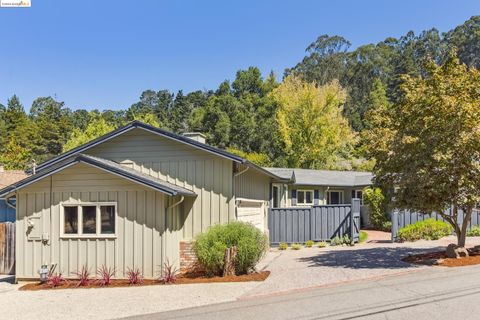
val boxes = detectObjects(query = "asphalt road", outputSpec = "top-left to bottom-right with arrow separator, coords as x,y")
123,265 -> 480,320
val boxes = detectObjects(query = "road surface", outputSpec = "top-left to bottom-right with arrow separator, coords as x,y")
124,265 -> 480,320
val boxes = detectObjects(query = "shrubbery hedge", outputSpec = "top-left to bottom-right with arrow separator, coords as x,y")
192,221 -> 268,276
397,219 -> 452,242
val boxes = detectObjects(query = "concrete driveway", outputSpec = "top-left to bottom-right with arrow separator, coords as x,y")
244,235 -> 480,298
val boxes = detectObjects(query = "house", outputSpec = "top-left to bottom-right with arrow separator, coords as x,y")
0,121 -> 290,280
0,166 -> 27,222
0,121 -> 373,281
264,168 -> 373,225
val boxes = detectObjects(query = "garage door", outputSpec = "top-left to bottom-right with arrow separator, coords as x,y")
236,198 -> 265,231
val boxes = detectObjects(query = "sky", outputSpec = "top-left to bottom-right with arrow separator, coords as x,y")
1,0 -> 479,111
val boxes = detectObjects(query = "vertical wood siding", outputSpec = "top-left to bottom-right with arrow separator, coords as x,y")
16,163 -> 176,279
87,128 -> 235,240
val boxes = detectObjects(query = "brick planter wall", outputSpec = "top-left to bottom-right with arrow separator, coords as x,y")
179,241 -> 197,272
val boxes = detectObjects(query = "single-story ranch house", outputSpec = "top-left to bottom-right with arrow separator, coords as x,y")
0,121 -> 372,280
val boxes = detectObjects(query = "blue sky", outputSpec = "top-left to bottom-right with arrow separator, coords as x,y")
1,0 -> 479,111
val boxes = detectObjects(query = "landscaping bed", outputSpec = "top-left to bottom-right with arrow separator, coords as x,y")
403,249 -> 480,267
19,271 -> 270,291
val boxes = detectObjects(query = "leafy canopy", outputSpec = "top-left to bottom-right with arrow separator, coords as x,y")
271,76 -> 355,169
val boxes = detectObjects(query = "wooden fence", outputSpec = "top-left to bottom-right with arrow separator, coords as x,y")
0,222 -> 15,274
391,208 -> 480,242
268,199 -> 361,245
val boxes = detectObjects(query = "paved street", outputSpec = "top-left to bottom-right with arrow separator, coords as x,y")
126,264 -> 480,320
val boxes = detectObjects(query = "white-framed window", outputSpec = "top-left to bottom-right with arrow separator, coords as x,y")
354,189 -> 364,205
327,190 -> 344,205
297,190 -> 314,206
61,202 -> 117,238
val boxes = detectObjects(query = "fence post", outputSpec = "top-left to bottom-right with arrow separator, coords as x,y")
351,199 -> 360,243
391,209 -> 399,243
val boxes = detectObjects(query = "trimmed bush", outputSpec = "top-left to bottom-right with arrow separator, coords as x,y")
359,231 -> 368,243
305,240 -> 314,248
317,241 -> 327,248
467,226 -> 480,237
278,242 -> 288,250
193,221 -> 268,276
291,243 -> 302,250
330,235 -> 351,246
397,219 -> 452,242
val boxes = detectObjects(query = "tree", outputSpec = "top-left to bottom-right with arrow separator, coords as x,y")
30,96 -> 72,159
271,76 -> 355,169
226,147 -> 273,167
0,137 -> 32,170
63,116 -> 115,151
364,53 -> 480,254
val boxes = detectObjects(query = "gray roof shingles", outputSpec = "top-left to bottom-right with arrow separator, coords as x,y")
0,154 -> 196,198
263,167 -> 373,187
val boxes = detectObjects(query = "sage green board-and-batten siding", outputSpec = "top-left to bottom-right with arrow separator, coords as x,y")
86,128 -> 237,240
15,163 -> 183,279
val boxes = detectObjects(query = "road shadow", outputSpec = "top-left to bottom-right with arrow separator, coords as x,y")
298,246 -> 445,269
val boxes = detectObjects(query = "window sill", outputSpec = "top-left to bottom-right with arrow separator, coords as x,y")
60,235 -> 117,240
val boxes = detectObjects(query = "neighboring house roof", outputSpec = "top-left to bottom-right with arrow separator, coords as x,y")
263,167 -> 373,187
31,121 -> 286,181
0,154 -> 196,198
0,169 -> 28,190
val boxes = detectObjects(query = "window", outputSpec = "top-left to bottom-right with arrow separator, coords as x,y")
327,191 -> 344,205
272,186 -> 280,208
354,190 -> 364,205
61,203 -> 116,238
297,190 -> 314,205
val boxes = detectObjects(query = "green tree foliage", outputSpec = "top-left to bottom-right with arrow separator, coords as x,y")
363,187 -> 388,230
364,53 -> 480,249
226,147 -> 273,167
0,137 -> 32,170
271,76 -> 355,169
30,96 -> 73,159
63,116 -> 115,152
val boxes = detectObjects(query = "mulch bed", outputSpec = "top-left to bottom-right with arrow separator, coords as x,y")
402,249 -> 480,267
19,271 -> 270,291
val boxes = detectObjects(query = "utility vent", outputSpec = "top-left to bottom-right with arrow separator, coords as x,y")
183,132 -> 206,144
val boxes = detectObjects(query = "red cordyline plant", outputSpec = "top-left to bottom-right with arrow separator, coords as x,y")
47,273 -> 65,288
97,265 -> 115,287
159,259 -> 179,284
73,266 -> 91,287
126,267 -> 143,285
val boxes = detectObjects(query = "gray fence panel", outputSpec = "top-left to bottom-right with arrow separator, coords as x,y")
391,208 -> 480,242
268,200 -> 360,245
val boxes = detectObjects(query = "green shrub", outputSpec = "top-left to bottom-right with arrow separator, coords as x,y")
317,241 -> 327,248
363,187 -> 389,230
359,231 -> 368,243
193,221 -> 268,276
305,240 -> 314,248
397,219 -> 452,242
380,221 -> 392,232
467,226 -> 480,237
278,242 -> 288,250
330,235 -> 352,246
291,243 -> 302,250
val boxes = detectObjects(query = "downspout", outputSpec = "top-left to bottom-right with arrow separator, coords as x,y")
325,186 -> 330,204
5,194 -> 16,210
164,195 -> 184,268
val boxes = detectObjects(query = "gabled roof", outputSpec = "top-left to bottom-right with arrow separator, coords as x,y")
263,167 -> 373,187
32,121 -> 286,181
0,154 -> 196,198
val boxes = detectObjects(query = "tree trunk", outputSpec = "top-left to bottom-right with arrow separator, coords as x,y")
458,206 -> 473,248
223,246 -> 237,277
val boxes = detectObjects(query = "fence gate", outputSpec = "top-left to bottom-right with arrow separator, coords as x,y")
0,222 -> 15,274
268,199 -> 361,245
